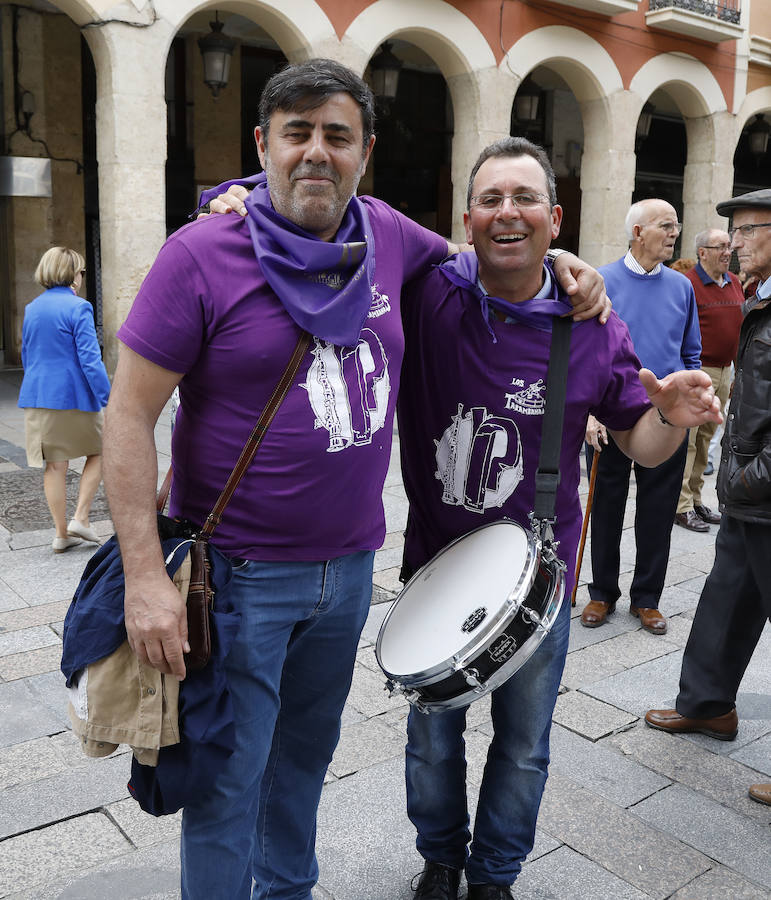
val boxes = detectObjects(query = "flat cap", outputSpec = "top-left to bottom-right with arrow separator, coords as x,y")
716,188 -> 771,216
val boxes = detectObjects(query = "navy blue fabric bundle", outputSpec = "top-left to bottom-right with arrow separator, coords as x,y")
61,524 -> 241,816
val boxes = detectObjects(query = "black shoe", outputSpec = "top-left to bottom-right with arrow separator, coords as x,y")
674,510 -> 709,533
694,504 -> 721,524
703,461 -> 714,476
412,862 -> 461,900
467,885 -> 513,900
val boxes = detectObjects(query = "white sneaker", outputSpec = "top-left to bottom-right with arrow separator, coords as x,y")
67,519 -> 100,543
53,535 -> 82,553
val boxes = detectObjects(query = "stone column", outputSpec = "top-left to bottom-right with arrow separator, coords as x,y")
578,91 -> 638,266
85,19 -> 172,373
682,110 -> 737,246
447,67 -> 515,243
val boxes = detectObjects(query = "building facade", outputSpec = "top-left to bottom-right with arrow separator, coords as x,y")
1,0 -> 770,369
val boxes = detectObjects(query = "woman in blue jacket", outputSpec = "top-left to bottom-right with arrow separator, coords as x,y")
18,247 -> 111,552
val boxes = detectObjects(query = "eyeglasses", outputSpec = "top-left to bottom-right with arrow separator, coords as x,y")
469,192 -> 550,211
728,223 -> 771,240
701,245 -> 731,251
642,221 -> 683,235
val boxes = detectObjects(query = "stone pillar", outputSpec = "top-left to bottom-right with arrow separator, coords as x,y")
577,91 -> 638,266
682,111 -> 737,246
447,67 -> 515,243
86,19 -> 172,373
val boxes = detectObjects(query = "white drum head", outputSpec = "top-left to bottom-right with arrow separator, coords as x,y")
378,521 -> 531,676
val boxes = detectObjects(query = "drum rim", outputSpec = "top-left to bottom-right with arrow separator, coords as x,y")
376,519 -> 540,684
403,567 -> 566,713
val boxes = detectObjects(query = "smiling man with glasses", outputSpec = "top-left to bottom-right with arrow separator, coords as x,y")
645,187 -> 771,809
674,229 -> 744,533
581,198 -> 702,636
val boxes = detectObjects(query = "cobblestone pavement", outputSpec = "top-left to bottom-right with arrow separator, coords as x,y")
0,368 -> 769,899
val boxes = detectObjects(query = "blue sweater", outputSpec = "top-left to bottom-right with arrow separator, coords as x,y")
599,258 -> 701,379
18,286 -> 111,411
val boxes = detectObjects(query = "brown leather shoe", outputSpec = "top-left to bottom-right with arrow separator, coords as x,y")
631,605 -> 667,634
644,707 -> 738,740
694,504 -> 721,524
749,783 -> 771,806
580,600 -> 615,628
674,510 -> 709,533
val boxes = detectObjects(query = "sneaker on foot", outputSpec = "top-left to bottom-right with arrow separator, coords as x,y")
53,535 -> 83,553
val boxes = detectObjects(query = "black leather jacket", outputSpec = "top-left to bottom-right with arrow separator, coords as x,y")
718,298 -> 771,522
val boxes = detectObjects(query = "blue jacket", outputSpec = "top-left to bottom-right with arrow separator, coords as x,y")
18,286 -> 111,411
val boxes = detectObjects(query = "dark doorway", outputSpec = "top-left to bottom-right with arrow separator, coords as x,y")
373,69 -> 453,237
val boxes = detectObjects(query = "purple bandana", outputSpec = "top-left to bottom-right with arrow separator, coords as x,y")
200,173 -> 374,347
438,252 -> 574,337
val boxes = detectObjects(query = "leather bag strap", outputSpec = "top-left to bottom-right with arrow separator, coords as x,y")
156,331 -> 311,536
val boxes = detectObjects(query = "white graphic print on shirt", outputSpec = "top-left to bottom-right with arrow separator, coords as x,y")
435,404 -> 524,513
303,329 -> 390,452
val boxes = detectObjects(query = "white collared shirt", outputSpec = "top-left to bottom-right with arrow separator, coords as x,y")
624,249 -> 661,276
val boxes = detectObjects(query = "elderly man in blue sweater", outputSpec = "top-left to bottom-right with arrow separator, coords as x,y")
581,199 -> 701,634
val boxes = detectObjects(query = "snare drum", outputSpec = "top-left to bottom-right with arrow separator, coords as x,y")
375,519 -> 565,713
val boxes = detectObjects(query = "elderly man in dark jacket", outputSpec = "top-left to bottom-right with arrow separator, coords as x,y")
645,188 -> 771,806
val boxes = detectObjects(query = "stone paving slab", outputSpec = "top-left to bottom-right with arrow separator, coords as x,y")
549,723 -> 670,807
0,542 -> 98,606
561,627 -> 679,688
20,669 -> 72,730
514,844 -> 651,899
538,772 -> 712,898
329,716 -> 405,777
552,689 -> 638,740
731,731 -> 771,777
0,624 -> 60,657
9,837 -> 181,900
0,643 -> 62,680
0,578 -> 25,612
0,751 -> 130,839
315,755 -> 426,900
0,599 -> 71,633
344,660 -> 408,719
0,812 -> 132,897
582,649 -> 685,716
107,798 -> 182,849
633,783 -> 771,889
0,679 -> 64,747
608,724 -> 771,823
670,865 -> 771,899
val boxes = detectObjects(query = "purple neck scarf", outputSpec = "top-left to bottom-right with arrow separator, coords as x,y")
200,173 -> 375,347
438,252 -> 574,338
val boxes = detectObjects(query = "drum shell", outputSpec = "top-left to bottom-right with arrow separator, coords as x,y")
376,521 -> 565,713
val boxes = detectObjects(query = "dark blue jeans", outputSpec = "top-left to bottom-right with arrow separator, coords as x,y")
181,551 -> 374,899
405,596 -> 570,886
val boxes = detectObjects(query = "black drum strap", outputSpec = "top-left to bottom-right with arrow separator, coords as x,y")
531,315 -> 573,526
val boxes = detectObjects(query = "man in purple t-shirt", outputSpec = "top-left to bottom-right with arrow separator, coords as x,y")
396,138 -> 721,900
103,61 -> 609,900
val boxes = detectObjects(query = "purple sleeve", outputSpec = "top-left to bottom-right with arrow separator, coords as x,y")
363,198 -> 447,282
592,313 -> 652,431
116,235 -> 210,374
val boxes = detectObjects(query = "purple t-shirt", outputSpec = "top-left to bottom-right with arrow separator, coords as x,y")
399,258 -> 651,596
117,198 -> 446,560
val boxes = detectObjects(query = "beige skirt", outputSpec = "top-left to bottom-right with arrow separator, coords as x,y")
24,408 -> 103,468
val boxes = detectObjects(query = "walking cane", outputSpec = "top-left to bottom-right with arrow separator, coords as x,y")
571,450 -> 600,606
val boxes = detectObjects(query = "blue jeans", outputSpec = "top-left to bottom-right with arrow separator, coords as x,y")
181,551 -> 374,900
405,596 -> 570,886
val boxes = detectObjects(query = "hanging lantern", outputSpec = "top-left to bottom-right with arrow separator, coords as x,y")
198,12 -> 235,99
514,78 -> 540,123
747,114 -> 770,158
636,102 -> 655,140
370,42 -> 403,102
